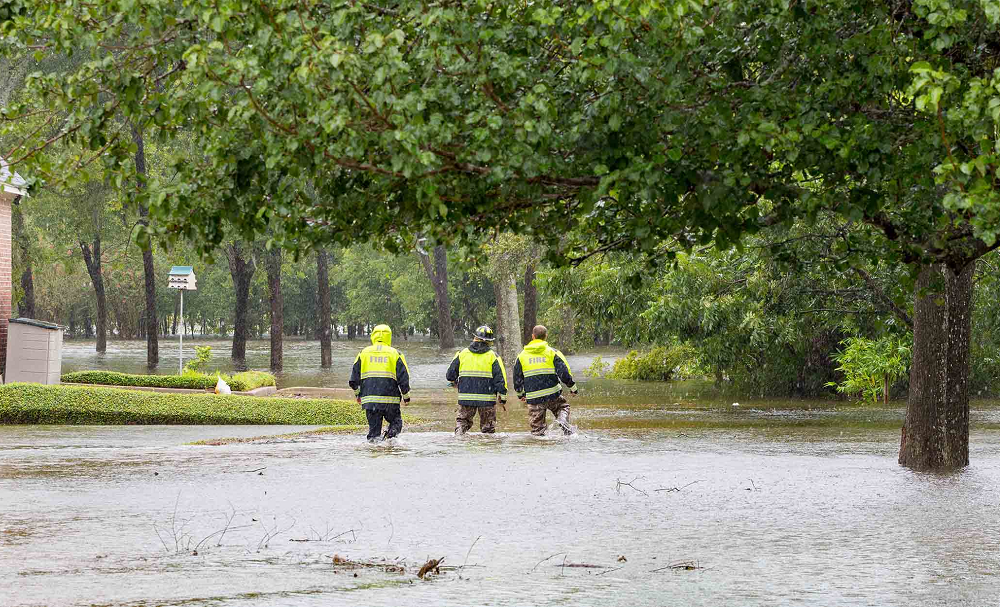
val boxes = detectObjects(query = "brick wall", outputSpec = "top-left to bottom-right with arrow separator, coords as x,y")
0,191 -> 11,377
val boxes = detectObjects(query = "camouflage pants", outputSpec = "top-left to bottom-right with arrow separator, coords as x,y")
456,405 -> 497,434
528,395 -> 570,436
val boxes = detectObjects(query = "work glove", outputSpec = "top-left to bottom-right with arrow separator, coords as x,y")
569,387 -> 579,396
356,397 -> 362,405
403,397 -> 411,406
498,396 -> 507,412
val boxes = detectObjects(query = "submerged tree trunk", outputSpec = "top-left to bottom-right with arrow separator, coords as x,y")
522,263 -> 537,345
418,245 -> 455,350
899,262 -> 974,470
226,241 -> 256,371
495,277 -> 522,370
266,247 -> 283,372
132,125 -> 159,369
317,248 -> 332,368
80,237 -> 107,354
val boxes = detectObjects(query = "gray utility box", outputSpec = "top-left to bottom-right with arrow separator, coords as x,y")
5,318 -> 64,385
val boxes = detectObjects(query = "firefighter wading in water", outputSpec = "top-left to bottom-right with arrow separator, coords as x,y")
349,324 -> 411,442
513,325 -> 578,435
446,325 -> 508,434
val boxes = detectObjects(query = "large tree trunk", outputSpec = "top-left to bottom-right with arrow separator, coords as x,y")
266,247 -> 283,372
132,125 -> 159,368
558,304 -> 576,353
226,242 -> 256,371
79,237 -> 107,354
899,262 -> 974,470
418,245 -> 455,349
12,203 -> 34,318
522,263 -> 537,344
495,276 -> 522,370
317,248 -> 332,368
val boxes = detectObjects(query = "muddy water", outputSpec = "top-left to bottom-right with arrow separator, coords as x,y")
14,338 -> 1000,605
4,423 -> 1000,606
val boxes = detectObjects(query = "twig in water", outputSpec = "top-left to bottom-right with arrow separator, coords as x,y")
655,480 -> 703,493
650,560 -> 704,572
616,476 -> 648,496
460,535 -> 482,572
240,467 -> 267,473
386,515 -> 394,545
561,554 -> 568,577
747,479 -> 759,491
532,552 -> 568,572
596,566 -> 623,576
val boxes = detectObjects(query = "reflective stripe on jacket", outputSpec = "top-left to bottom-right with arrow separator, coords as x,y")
445,341 -> 508,407
349,327 -> 411,411
513,339 -> 575,405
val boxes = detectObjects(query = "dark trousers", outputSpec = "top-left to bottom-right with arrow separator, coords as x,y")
528,395 -> 570,436
366,406 -> 403,441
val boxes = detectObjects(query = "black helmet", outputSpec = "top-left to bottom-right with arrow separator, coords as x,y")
474,325 -> 495,342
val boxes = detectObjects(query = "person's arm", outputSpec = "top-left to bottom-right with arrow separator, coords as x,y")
493,356 -> 508,405
513,357 -> 526,401
349,354 -> 362,403
445,351 -> 460,384
396,353 -> 411,404
554,350 -> 578,394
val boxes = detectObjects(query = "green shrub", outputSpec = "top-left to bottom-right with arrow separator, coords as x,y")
228,371 -> 277,392
583,355 -> 611,378
184,346 -> 213,373
609,345 -> 698,381
60,370 -> 277,392
826,335 -> 911,404
0,383 -> 366,426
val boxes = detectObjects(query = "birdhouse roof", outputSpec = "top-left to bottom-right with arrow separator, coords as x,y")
0,157 -> 26,196
169,266 -> 195,276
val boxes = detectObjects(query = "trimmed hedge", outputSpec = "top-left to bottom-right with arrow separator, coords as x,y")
60,370 -> 277,392
0,383 -> 365,425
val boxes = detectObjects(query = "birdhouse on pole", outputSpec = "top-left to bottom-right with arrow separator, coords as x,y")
167,266 -> 197,374
168,266 -> 197,291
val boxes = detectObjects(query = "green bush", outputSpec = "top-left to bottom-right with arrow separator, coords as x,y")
582,355 -> 611,378
184,345 -> 213,373
0,383 -> 366,425
826,335 -> 911,404
60,370 -> 276,392
609,345 -> 698,381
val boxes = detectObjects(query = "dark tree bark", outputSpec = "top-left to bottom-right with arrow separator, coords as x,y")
266,246 -> 283,372
347,323 -> 356,340
899,262 -> 974,470
132,125 -> 159,368
79,237 -> 107,354
12,203 -> 34,318
226,241 -> 256,371
85,314 -> 93,338
417,245 -> 456,349
522,263 -> 537,344
317,248 -> 332,368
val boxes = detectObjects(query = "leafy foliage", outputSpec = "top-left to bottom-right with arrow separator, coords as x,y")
0,383 -> 363,425
184,346 -> 213,373
61,370 -> 276,392
827,337 -> 912,404
609,345 -> 698,382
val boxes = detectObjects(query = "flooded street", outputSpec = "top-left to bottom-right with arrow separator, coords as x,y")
5,425 -> 1000,606
4,338 -> 1000,605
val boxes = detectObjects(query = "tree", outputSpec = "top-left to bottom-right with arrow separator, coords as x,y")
417,244 -> 456,350
316,248 -> 332,368
265,245 -> 283,372
132,125 -> 158,368
7,1 -> 1000,470
225,241 -> 256,370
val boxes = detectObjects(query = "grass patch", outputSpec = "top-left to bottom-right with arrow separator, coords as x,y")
0,383 -> 365,425
60,370 -> 276,392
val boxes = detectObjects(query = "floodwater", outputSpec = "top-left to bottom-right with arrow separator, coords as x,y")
4,338 -> 999,605
5,425 -> 1000,606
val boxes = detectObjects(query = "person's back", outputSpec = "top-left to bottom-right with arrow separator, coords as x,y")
446,325 -> 507,434
349,324 -> 411,441
513,325 -> 577,435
